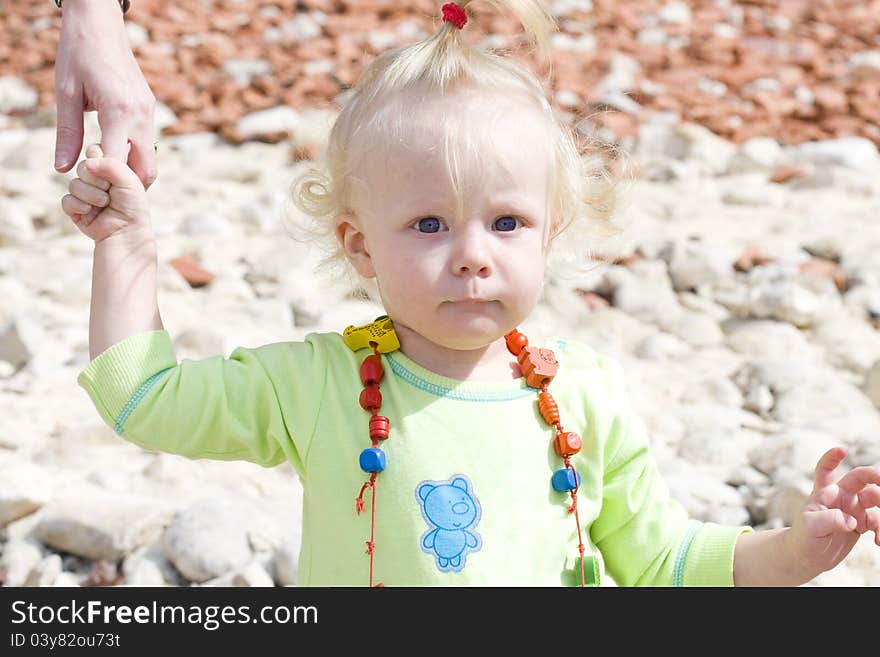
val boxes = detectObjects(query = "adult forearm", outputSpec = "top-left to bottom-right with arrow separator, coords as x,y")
733,528 -> 819,586
89,229 -> 163,361
59,0 -> 126,15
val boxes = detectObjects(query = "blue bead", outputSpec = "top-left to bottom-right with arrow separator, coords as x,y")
551,467 -> 581,492
359,447 -> 386,473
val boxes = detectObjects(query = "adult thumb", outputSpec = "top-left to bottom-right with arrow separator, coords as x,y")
54,88 -> 85,172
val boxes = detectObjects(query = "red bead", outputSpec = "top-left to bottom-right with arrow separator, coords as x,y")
370,415 -> 390,441
360,355 -> 384,386
504,330 -> 529,356
359,387 -> 382,412
554,431 -> 582,457
518,346 -> 559,388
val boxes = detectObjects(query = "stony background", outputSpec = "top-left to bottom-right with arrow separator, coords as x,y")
1,1 -> 879,587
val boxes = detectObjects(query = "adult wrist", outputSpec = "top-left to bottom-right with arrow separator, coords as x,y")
54,0 -> 131,14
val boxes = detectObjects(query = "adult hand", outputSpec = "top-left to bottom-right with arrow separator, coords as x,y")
54,0 -> 157,195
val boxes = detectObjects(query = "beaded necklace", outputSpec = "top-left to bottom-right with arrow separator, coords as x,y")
343,316 -> 589,587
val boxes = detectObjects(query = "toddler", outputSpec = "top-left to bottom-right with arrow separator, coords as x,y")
65,0 -> 880,586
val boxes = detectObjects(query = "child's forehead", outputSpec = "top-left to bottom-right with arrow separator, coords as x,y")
364,90 -> 554,182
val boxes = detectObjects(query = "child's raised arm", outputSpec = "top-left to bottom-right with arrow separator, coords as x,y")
734,447 -> 880,585
62,144 -> 164,360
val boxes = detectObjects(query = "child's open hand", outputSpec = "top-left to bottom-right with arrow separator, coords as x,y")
786,447 -> 880,576
61,143 -> 152,243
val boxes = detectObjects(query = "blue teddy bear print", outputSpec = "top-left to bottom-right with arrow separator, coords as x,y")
416,474 -> 482,572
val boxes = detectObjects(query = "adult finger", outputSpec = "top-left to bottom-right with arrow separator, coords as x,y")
812,447 -> 848,492
126,121 -> 158,190
804,507 -> 857,537
54,85 -> 84,173
837,465 -> 880,495
97,112 -> 132,165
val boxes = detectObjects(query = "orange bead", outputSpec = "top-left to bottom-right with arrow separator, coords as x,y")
554,431 -> 582,457
360,355 -> 384,386
538,390 -> 559,425
359,387 -> 382,412
370,415 -> 390,441
518,346 -> 559,388
504,330 -> 529,356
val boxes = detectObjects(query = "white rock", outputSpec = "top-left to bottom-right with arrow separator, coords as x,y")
726,136 -> 783,173
0,320 -> 31,373
0,76 -> 38,114
812,314 -> 880,375
161,497 -> 286,583
0,460 -> 52,526
0,537 -> 44,587
53,572 -> 84,587
658,3 -> 692,24
866,360 -> 880,409
847,51 -> 880,78
724,319 -> 814,360
223,58 -> 272,87
124,540 -> 191,586
125,21 -> 150,47
236,106 -> 301,140
265,15 -> 322,44
748,430 -> 842,477
24,554 -> 63,587
34,485 -> 173,561
658,456 -> 750,526
659,239 -> 735,291
747,265 -> 840,327
0,198 -> 36,247
765,467 -> 812,525
634,332 -> 690,360
721,177 -> 786,207
201,559 -> 276,587
659,310 -> 724,347
798,137 -> 879,170
272,539 -> 299,586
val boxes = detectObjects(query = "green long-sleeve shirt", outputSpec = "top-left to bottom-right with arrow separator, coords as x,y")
77,329 -> 751,586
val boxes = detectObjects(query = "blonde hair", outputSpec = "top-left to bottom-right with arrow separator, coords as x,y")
285,0 -> 629,292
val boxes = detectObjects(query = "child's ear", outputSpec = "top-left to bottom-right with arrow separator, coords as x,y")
335,212 -> 376,279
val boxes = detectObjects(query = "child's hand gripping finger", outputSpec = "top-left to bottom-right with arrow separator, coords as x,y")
786,447 -> 880,576
61,143 -> 152,244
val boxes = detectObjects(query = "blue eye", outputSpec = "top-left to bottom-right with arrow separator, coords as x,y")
494,216 -> 520,231
415,217 -> 443,233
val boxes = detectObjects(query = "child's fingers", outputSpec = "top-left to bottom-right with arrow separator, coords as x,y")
85,143 -> 104,159
68,178 -> 110,208
804,507 -> 857,537
84,156 -> 142,190
75,158 -> 111,191
858,484 -> 880,509
812,447 -> 848,492
837,465 -> 880,495
61,193 -> 92,218
865,508 -> 880,546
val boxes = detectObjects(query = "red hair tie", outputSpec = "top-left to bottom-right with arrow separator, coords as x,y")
442,2 -> 468,29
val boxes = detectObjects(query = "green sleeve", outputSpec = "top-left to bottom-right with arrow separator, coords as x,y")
76,330 -> 326,478
589,357 -> 752,586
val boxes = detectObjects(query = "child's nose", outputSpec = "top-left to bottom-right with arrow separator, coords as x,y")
450,228 -> 492,276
